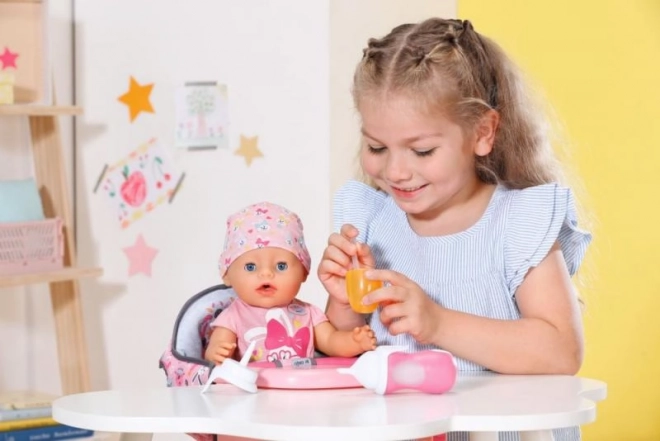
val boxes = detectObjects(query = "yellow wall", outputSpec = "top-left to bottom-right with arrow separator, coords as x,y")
458,1 -> 660,440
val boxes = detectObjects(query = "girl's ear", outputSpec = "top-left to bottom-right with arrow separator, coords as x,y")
222,274 -> 231,286
474,109 -> 499,156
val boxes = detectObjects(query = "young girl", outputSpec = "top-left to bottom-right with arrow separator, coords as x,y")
205,201 -> 376,365
318,18 -> 591,441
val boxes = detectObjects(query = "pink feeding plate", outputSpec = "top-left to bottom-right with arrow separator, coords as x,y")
246,357 -> 361,390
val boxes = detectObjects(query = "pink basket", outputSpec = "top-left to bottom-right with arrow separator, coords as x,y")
0,218 -> 64,275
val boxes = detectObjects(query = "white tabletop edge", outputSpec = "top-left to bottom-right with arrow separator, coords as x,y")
53,405 -> 452,441
52,374 -> 607,440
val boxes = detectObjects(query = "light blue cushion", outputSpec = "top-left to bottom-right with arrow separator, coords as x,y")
0,178 -> 45,222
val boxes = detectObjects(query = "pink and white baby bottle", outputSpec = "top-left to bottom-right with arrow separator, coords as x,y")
338,345 -> 457,395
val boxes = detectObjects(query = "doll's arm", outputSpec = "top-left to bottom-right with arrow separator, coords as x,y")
204,326 -> 238,365
313,322 -> 376,357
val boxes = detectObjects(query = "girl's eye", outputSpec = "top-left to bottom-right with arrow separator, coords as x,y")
367,144 -> 387,154
276,262 -> 288,271
244,263 -> 257,272
413,148 -> 436,157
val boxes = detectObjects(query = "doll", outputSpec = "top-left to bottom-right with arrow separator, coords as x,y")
204,201 -> 376,364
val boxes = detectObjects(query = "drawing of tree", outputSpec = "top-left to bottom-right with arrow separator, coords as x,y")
186,86 -> 216,138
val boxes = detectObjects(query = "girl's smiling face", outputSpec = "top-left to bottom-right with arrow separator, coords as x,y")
359,94 -> 494,225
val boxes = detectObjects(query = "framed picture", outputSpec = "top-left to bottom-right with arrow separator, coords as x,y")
0,0 -> 51,104
175,82 -> 230,149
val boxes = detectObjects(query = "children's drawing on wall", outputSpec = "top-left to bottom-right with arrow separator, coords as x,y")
175,81 -> 229,150
99,138 -> 184,229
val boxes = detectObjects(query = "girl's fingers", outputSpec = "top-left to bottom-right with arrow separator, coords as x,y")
321,244 -> 353,270
329,225 -> 376,268
356,242 -> 376,268
326,233 -> 359,262
339,224 -> 359,240
318,258 -> 348,278
386,316 -> 410,336
362,286 -> 401,306
377,299 -> 405,325
364,269 -> 412,287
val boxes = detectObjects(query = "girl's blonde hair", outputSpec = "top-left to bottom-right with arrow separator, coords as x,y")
353,18 -> 567,189
352,18 -> 595,300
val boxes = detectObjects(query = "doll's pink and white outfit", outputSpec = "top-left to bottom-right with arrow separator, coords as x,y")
212,297 -> 329,362
210,201 -> 327,362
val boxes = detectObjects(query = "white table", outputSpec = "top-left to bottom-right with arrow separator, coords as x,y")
52,373 -> 606,441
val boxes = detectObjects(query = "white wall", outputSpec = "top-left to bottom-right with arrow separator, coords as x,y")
73,0 -> 332,395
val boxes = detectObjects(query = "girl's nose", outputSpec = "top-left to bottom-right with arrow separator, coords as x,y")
384,152 -> 412,182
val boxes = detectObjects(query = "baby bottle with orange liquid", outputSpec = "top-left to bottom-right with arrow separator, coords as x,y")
345,243 -> 383,313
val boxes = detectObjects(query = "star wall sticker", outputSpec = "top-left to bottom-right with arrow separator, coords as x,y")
118,76 -> 155,122
0,47 -> 19,70
123,234 -> 159,277
234,135 -> 263,166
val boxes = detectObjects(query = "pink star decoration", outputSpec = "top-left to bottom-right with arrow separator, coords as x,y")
123,234 -> 159,277
0,47 -> 19,70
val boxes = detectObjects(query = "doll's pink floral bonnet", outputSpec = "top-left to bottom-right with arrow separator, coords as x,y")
218,202 -> 311,277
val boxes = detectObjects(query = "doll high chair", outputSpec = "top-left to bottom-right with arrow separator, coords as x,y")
159,284 -> 236,441
159,284 -> 236,388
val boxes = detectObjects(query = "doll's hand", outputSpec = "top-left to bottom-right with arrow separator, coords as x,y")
204,341 -> 237,365
318,224 -> 375,306
362,269 -> 442,345
351,325 -> 377,351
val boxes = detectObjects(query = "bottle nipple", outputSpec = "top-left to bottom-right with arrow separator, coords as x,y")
337,350 -> 380,391
338,346 -> 457,395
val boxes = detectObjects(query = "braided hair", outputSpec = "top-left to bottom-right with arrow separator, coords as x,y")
354,18 -> 564,189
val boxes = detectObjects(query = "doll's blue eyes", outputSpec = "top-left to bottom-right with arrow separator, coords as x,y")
243,262 -> 288,272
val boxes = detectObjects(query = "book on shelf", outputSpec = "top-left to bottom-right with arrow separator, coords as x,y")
0,408 -> 52,423
0,392 -> 57,411
0,424 -> 93,441
0,418 -> 57,432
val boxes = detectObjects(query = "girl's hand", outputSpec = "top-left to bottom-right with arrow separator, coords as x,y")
317,224 -> 375,306
362,269 -> 442,345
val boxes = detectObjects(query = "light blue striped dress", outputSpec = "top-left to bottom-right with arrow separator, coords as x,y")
333,180 -> 592,441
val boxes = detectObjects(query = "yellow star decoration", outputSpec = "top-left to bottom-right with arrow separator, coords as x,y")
118,76 -> 155,122
234,135 -> 263,166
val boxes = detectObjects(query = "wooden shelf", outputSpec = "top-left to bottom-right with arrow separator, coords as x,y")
0,1 -> 43,4
0,266 -> 102,288
0,104 -> 82,116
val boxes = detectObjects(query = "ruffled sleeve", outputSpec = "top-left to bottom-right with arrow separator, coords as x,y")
504,183 -> 592,294
333,180 -> 387,243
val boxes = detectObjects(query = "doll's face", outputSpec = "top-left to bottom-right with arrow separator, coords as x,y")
223,247 -> 307,309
